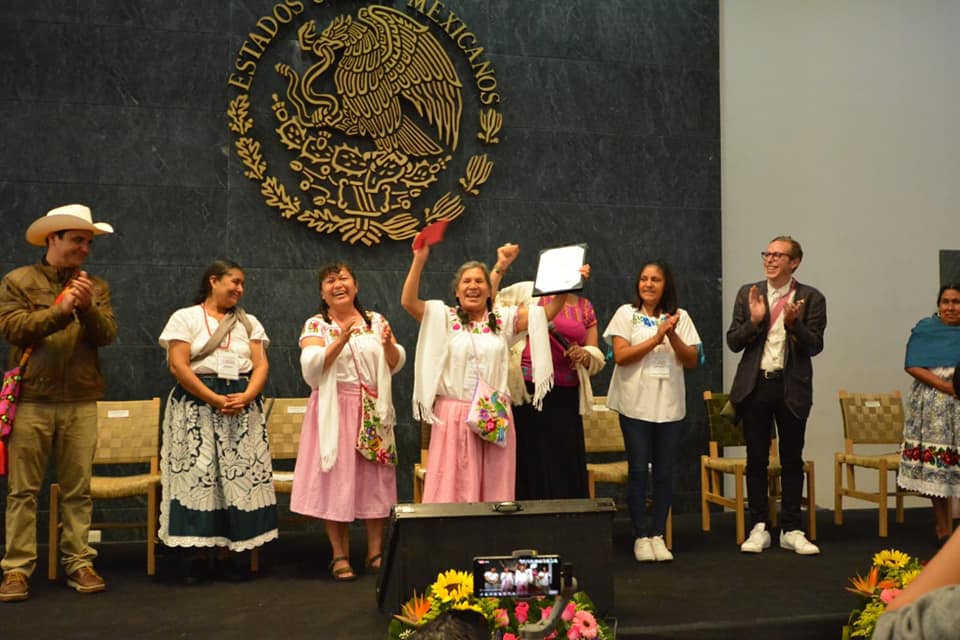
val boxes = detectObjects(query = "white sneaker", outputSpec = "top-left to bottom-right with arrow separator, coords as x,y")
650,535 -> 673,562
780,530 -> 820,555
633,537 -> 655,562
740,523 -> 771,553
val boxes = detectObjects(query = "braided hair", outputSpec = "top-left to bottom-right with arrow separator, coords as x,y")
317,262 -> 372,328
451,260 -> 498,334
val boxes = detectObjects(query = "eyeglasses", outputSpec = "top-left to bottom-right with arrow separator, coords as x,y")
760,251 -> 792,261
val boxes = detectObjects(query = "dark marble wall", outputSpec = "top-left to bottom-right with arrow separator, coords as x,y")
0,1 -> 719,537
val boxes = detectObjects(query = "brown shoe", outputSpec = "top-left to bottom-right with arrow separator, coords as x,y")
66,566 -> 106,594
0,571 -> 29,602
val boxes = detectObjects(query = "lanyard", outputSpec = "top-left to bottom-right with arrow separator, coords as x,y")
200,303 -> 230,350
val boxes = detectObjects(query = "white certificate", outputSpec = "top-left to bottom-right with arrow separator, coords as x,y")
533,244 -> 587,296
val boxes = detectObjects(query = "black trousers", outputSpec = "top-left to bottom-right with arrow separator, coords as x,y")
738,376 -> 808,532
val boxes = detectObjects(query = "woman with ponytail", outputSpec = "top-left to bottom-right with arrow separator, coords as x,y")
290,262 -> 405,581
401,237 -> 583,503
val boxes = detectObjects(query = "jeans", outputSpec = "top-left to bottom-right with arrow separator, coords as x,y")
738,377 -> 807,532
618,415 -> 682,538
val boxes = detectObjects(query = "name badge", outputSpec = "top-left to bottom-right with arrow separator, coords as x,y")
216,351 -> 240,380
645,350 -> 671,379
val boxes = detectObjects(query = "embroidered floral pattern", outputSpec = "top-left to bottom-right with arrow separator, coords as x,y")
448,307 -> 504,333
466,386 -> 510,446
355,384 -> 397,466
898,372 -> 960,497
633,311 -> 665,328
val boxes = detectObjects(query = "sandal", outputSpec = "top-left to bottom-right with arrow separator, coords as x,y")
365,553 -> 383,573
329,556 -> 357,582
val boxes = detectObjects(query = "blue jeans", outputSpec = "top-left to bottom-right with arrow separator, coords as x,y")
618,415 -> 682,538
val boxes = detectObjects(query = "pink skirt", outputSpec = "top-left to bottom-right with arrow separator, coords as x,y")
290,383 -> 397,521
422,396 -> 516,503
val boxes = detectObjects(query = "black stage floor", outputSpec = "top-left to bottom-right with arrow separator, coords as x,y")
1,508 -> 942,639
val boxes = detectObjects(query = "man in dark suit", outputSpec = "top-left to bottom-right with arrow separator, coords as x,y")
727,235 -> 825,555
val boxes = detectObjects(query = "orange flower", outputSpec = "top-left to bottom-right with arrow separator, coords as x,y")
846,567 -> 897,597
395,590 -> 431,625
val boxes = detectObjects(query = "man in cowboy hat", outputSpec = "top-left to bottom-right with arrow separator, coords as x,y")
0,204 -> 116,602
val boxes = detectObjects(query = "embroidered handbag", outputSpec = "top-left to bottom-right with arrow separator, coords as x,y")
0,351 -> 31,477
465,377 -> 511,448
349,343 -> 397,466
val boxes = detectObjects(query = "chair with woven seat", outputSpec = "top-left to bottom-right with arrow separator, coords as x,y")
835,389 -> 918,537
250,396 -> 308,571
700,391 -> 816,544
48,398 -> 161,580
583,397 -> 672,549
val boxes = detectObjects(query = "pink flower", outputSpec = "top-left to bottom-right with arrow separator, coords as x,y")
515,601 -> 530,623
540,605 -> 553,620
492,608 -> 509,628
503,634 -> 518,640
566,626 -> 581,640
572,611 -> 598,639
561,602 -> 577,622
881,588 -> 902,605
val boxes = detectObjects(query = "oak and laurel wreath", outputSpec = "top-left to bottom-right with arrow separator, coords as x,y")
227,88 -> 501,245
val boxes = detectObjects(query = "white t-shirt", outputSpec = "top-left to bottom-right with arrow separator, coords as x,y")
159,305 -> 269,375
299,312 -> 390,386
602,305 -> 701,422
435,304 -> 520,401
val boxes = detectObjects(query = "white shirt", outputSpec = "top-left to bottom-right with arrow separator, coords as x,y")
299,312 -> 391,386
602,305 -> 701,422
436,305 -> 520,401
760,280 -> 796,372
159,305 -> 269,375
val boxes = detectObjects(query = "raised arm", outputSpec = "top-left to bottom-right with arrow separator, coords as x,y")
401,240 -> 429,323
489,243 -> 519,297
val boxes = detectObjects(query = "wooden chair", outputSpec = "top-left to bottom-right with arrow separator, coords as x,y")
48,398 -> 161,580
835,390 -> 918,537
413,421 -> 431,503
700,391 -> 816,544
583,397 -> 672,549
250,397 -> 308,571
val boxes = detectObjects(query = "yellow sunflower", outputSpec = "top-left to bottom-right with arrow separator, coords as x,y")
431,569 -> 473,603
872,549 -> 910,569
900,567 -> 922,588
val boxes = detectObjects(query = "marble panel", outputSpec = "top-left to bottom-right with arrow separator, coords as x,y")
941,250 -> 960,284
0,22 -> 230,108
487,0 -> 717,70
0,102 -> 227,188
483,128 -> 719,210
493,55 -> 719,138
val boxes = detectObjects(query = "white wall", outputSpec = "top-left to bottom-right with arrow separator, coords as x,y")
721,0 -> 960,510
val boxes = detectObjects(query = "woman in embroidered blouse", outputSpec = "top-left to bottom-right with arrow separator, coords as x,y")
603,260 -> 701,563
158,260 -> 277,581
401,237 -> 580,503
898,283 -> 960,546
290,262 -> 405,581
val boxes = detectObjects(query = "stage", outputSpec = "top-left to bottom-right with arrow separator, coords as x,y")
2,508 -> 941,639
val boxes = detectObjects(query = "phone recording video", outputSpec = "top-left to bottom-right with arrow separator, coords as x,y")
473,554 -> 561,598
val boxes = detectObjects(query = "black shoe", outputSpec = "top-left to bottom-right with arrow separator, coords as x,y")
178,552 -> 213,585
214,556 -> 253,582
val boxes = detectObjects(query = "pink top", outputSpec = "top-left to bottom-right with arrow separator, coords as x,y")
521,295 -> 596,387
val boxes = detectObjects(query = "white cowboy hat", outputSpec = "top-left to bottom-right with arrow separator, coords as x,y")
25,204 -> 114,246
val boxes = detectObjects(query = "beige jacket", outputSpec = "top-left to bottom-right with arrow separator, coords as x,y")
0,263 -> 116,402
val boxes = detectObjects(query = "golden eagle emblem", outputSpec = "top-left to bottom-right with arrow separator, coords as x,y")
227,3 -> 502,246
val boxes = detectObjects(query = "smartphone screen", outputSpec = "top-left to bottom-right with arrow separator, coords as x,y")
473,554 -> 561,598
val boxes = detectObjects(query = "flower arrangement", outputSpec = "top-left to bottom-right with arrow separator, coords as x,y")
843,549 -> 923,638
389,569 -> 615,640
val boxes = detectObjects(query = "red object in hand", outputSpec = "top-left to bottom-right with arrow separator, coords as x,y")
412,220 -> 449,250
